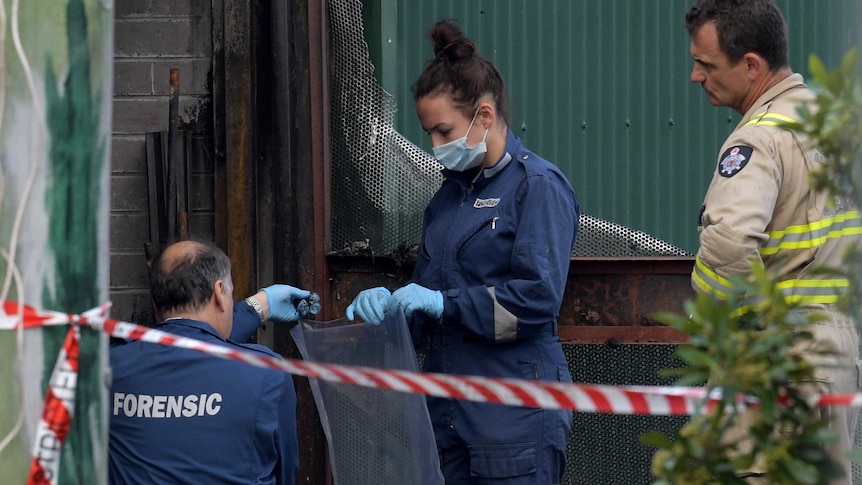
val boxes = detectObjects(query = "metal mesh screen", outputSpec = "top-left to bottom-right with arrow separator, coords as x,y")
327,0 -> 692,259
562,344 -> 690,485
562,345 -> 862,485
328,0 -> 440,256
573,214 -> 691,257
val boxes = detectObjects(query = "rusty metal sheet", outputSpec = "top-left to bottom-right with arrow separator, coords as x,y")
327,256 -> 696,344
327,256 -> 413,319
221,0 -> 256,298
558,326 -> 689,345
561,258 -> 694,344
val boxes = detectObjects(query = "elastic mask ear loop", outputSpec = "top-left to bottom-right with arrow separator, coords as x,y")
468,107 -> 481,128
467,107 -> 488,145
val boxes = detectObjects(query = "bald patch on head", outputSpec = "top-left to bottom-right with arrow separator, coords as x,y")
159,240 -> 208,273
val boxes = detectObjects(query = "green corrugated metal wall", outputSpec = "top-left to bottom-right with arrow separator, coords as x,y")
363,0 -> 862,253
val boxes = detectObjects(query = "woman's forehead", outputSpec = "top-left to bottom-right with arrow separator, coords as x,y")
417,94 -> 467,129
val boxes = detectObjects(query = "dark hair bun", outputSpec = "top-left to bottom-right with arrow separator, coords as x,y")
430,20 -> 476,63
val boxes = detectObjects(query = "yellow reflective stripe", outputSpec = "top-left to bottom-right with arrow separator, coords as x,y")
771,278 -> 847,304
766,210 -> 860,238
772,226 -> 862,247
785,294 -> 841,305
743,112 -> 796,127
761,210 -> 862,255
776,278 -> 848,293
742,278 -> 847,304
733,278 -> 848,317
744,119 -> 785,127
738,295 -> 841,311
692,256 -> 734,299
731,305 -> 754,319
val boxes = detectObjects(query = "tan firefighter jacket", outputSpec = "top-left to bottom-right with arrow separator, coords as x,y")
692,73 -> 861,307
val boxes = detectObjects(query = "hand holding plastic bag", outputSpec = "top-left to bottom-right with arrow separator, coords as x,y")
386,283 -> 443,320
346,287 -> 391,324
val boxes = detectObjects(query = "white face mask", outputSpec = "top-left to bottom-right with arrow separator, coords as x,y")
432,108 -> 489,172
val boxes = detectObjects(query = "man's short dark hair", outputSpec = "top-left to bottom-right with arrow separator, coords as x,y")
150,240 -> 232,317
685,0 -> 789,71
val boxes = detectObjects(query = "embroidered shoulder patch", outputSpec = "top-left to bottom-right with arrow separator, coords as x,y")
718,145 -> 752,178
473,197 -> 500,209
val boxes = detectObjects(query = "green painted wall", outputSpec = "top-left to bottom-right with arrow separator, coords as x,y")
364,0 -> 862,253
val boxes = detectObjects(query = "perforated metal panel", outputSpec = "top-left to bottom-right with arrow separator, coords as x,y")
562,344 -> 690,485
329,0 -> 440,256
574,214 -> 691,257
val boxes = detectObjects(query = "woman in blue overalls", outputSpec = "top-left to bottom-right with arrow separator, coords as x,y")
347,19 -> 579,484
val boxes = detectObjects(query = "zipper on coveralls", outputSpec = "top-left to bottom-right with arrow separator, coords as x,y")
450,182 -> 473,435
441,321 -> 455,432
459,184 -> 473,208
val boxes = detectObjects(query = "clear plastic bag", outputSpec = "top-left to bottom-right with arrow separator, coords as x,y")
290,311 -> 444,485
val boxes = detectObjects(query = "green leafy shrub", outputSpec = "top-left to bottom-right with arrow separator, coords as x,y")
645,267 -> 841,485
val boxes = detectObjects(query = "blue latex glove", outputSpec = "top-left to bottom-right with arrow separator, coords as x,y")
262,284 -> 312,322
346,287 -> 391,325
386,283 -> 443,320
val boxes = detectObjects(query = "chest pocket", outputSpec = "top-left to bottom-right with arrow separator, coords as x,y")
455,215 -> 502,254
453,213 -> 515,285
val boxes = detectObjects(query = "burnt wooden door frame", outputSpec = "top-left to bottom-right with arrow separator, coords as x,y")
213,0 -> 331,483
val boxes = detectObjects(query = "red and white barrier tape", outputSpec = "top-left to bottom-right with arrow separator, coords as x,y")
4,301 -> 862,420
95,315 -> 718,415
27,324 -> 79,485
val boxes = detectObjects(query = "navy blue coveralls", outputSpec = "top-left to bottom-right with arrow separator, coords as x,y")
109,302 -> 298,484
411,131 -> 579,484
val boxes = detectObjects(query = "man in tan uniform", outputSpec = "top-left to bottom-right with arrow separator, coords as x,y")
685,0 -> 861,482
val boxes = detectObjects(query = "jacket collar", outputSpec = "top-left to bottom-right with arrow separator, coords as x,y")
739,73 -> 806,127
160,317 -> 226,341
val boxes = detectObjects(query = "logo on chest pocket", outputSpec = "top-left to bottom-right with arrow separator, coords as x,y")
473,197 -> 500,209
